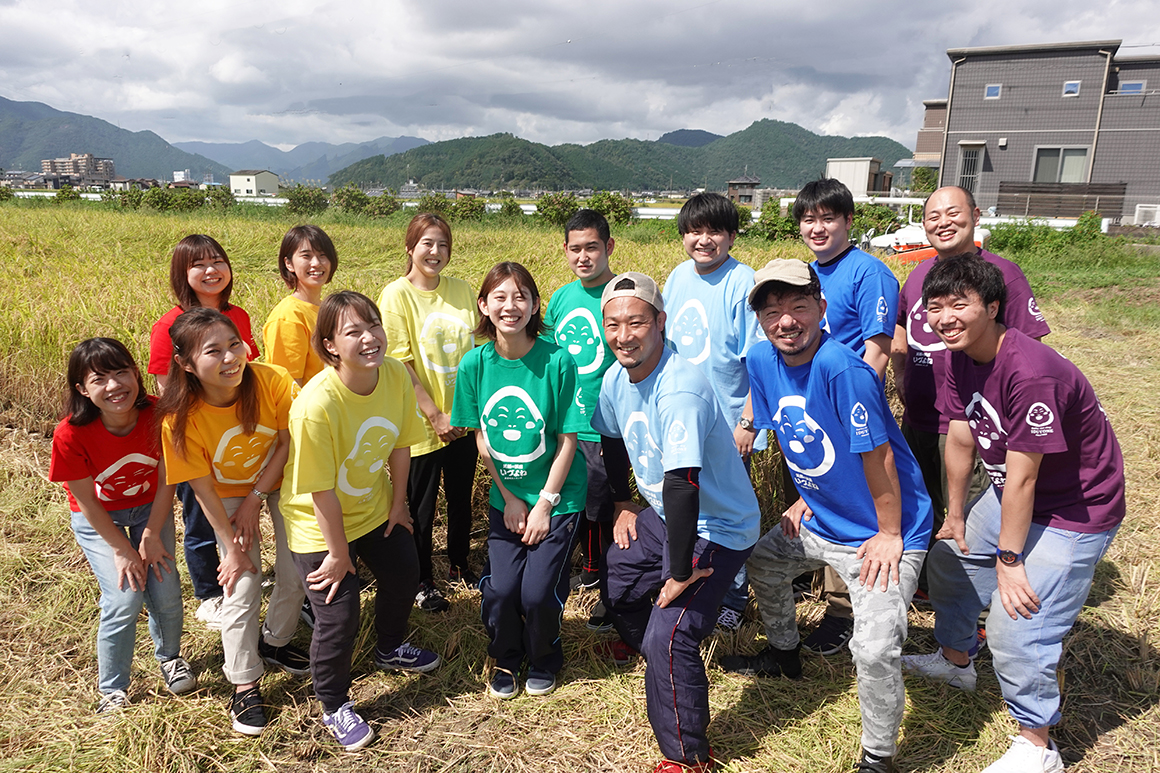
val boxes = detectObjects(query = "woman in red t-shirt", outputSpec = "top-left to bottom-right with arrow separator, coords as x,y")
49,338 -> 196,713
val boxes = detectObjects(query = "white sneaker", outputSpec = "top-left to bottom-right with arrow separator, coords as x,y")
160,656 -> 198,694
195,597 -> 224,630
97,689 -> 129,714
716,606 -> 744,632
901,650 -> 977,691
981,736 -> 1064,773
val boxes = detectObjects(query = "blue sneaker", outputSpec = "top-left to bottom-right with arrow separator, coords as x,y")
323,701 -> 374,751
374,643 -> 441,673
488,668 -> 519,699
525,668 -> 557,696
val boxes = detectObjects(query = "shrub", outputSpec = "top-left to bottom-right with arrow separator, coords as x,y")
364,192 -> 401,218
587,191 -> 635,225
851,202 -> 901,242
141,187 -> 173,211
331,183 -> 369,215
497,196 -> 524,219
911,167 -> 937,195
285,185 -> 329,217
415,192 -> 451,216
0,186 -> 13,203
734,203 -> 753,233
451,196 -> 486,221
170,189 -> 205,212
989,210 -> 1106,255
752,206 -> 800,241
55,184 -> 81,203
205,187 -> 235,209
536,191 -> 579,227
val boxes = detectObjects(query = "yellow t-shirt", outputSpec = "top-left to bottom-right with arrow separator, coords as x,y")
262,295 -> 324,383
280,360 -> 427,554
378,275 -> 477,456
162,362 -> 296,498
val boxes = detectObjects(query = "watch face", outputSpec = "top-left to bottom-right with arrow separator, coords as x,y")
997,549 -> 1019,565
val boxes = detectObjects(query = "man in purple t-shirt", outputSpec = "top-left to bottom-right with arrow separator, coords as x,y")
901,255 -> 1124,773
891,186 -> 1050,542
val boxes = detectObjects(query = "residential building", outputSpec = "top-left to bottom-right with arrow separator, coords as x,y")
727,174 -> 760,204
40,153 -> 115,187
825,158 -> 893,197
928,39 -> 1160,222
229,170 -> 280,196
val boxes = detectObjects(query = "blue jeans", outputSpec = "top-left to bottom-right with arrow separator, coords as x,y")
178,481 -> 222,601
927,485 -> 1119,728
71,505 -> 185,695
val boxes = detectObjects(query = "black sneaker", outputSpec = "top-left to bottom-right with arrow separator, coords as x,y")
300,598 -> 315,629
570,569 -> 599,592
258,639 -> 311,676
415,580 -> 450,612
802,614 -> 854,655
585,600 -> 614,632
449,566 -> 479,589
720,644 -> 802,679
230,686 -> 267,736
854,749 -> 896,772
791,573 -> 814,602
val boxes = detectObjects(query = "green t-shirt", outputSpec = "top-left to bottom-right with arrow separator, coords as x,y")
542,279 -> 614,442
451,338 -> 588,514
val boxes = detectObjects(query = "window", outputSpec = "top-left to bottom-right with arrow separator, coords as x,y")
1119,80 -> 1146,95
984,84 -> 1002,99
246,188 -> 253,195
1062,80 -> 1081,97
1033,148 -> 1087,183
958,146 -> 982,193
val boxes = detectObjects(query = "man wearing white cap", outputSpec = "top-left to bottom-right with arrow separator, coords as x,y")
723,259 -> 932,773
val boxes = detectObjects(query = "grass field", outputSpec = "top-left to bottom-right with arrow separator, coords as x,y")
0,202 -> 1158,772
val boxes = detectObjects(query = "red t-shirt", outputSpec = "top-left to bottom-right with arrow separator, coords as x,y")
49,398 -> 163,513
148,305 -> 260,376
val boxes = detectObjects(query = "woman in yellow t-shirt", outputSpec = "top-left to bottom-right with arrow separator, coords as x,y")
262,225 -> 338,387
157,308 -> 306,738
280,291 -> 441,751
378,213 -> 480,613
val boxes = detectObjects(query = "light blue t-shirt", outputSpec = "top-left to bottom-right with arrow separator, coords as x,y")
591,347 -> 761,551
661,256 -> 768,451
813,246 -> 899,357
747,333 -> 932,551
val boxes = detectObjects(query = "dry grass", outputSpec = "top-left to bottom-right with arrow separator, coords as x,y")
0,205 -> 1157,772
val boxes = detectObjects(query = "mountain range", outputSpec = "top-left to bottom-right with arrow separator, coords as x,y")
173,136 -> 429,183
328,120 -> 911,192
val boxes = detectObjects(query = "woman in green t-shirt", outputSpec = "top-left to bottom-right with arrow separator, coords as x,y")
450,262 -> 589,700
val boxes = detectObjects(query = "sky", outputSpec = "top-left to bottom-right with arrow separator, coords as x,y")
2,0 -> 1159,151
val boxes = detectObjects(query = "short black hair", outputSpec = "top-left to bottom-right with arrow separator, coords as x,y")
677,192 -> 738,235
792,178 -> 854,222
565,209 -> 611,243
749,264 -> 823,312
922,253 -> 1007,319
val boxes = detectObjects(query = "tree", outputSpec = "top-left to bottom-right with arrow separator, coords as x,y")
536,191 -> 579,227
911,167 -> 937,195
205,187 -> 236,209
171,189 -> 205,212
451,196 -> 486,221
286,185 -> 329,217
734,203 -> 753,233
496,192 -> 523,219
331,183 -> 369,214
587,191 -> 635,225
142,187 -> 173,211
415,192 -> 451,215
0,186 -> 14,203
752,206 -> 800,241
55,184 -> 81,203
364,192 -> 401,218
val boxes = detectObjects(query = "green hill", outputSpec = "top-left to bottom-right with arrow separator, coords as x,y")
0,96 -> 232,181
328,120 -> 911,191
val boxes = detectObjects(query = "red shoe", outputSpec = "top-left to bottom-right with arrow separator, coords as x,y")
595,638 -> 639,667
653,748 -> 714,772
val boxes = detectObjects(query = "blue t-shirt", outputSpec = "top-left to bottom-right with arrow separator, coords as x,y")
748,334 -> 932,550
661,256 -> 768,451
592,347 -> 760,552
813,246 -> 899,357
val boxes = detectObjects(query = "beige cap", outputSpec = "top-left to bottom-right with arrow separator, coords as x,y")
748,259 -> 814,307
601,271 -> 665,313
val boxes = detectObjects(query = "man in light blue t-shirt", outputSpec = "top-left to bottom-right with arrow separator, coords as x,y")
592,272 -> 760,772
722,259 -> 931,773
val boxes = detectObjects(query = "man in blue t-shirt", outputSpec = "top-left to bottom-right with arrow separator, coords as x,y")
591,272 -> 760,772
723,259 -> 932,773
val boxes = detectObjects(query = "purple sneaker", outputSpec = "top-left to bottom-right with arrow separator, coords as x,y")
374,642 -> 441,673
323,701 -> 374,751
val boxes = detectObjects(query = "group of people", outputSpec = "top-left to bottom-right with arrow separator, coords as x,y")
49,183 -> 1124,773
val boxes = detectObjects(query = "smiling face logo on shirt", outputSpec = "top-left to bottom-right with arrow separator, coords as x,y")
94,453 -> 158,501
554,308 -> 605,375
875,296 -> 889,323
418,312 -> 474,375
964,392 -> 1007,451
338,417 -> 400,497
623,411 -> 663,506
481,386 -> 546,463
212,425 -> 277,486
905,298 -> 945,353
670,299 -> 711,365
774,395 -> 836,477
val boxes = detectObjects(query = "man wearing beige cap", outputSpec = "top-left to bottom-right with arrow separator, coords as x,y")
591,272 -> 761,773
722,259 -> 931,773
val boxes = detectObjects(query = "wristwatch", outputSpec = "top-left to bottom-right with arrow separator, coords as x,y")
996,548 -> 1024,566
251,488 -> 270,502
738,416 -> 755,431
538,489 -> 561,507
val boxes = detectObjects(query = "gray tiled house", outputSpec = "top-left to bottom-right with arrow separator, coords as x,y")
933,39 -> 1160,224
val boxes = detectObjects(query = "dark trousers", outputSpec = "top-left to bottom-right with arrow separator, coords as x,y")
408,433 -> 479,582
605,508 -> 752,766
291,524 -> 419,714
480,506 -> 580,674
178,481 -> 222,600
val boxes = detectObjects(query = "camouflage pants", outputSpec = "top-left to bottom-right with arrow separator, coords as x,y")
747,525 -> 925,758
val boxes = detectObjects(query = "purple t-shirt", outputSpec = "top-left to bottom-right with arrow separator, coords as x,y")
898,249 -> 1050,433
937,328 -> 1124,534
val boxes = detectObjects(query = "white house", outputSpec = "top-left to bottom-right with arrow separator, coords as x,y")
229,170 -> 280,197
